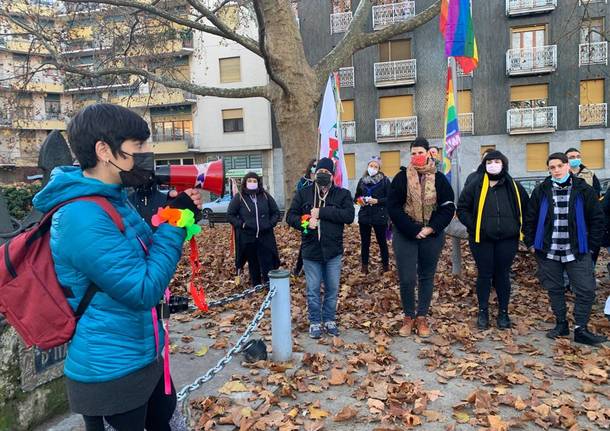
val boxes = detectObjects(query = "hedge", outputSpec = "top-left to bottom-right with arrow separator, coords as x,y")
0,183 -> 42,220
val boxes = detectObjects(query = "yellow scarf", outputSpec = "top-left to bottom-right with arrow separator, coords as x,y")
474,174 -> 523,243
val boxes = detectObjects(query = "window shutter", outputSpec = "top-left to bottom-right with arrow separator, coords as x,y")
344,153 -> 356,179
526,143 -> 549,172
341,100 -> 355,122
581,139 -> 604,169
219,57 -> 241,83
381,151 -> 401,177
510,84 -> 548,102
379,95 -> 413,118
222,108 -> 243,120
457,90 -> 472,112
580,79 -> 604,105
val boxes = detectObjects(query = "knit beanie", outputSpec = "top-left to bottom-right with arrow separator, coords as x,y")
316,157 -> 335,174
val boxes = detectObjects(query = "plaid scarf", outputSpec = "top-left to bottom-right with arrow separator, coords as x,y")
547,182 -> 575,263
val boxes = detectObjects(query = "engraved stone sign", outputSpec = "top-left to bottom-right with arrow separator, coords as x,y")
19,343 -> 68,392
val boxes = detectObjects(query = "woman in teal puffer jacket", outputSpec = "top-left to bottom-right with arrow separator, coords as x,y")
32,104 -> 202,431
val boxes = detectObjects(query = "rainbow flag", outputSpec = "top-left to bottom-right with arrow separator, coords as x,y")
440,0 -> 478,74
442,67 -> 461,178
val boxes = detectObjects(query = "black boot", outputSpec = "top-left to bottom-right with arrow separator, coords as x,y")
574,326 -> 608,346
477,309 -> 489,330
546,321 -> 569,339
497,310 -> 511,330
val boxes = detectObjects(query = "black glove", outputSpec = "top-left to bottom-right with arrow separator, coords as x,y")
166,192 -> 202,221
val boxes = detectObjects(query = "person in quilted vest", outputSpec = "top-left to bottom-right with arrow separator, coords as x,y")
32,104 -> 202,431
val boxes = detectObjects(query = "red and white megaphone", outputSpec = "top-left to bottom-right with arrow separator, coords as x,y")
155,159 -> 225,196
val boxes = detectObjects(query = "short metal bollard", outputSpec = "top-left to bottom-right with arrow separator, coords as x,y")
269,269 -> 292,362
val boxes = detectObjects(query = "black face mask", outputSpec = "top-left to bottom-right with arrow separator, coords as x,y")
109,151 -> 155,187
315,172 -> 332,187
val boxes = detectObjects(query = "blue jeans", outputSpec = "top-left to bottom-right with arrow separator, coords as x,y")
303,255 -> 342,324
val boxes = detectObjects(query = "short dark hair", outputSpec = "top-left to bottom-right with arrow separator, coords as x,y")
67,103 -> 150,169
429,146 -> 440,151
547,152 -> 568,165
410,137 -> 429,151
564,147 -> 580,155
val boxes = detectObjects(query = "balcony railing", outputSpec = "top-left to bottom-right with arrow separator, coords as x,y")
579,0 -> 607,5
458,113 -> 474,135
579,42 -> 608,66
505,0 -> 557,16
341,121 -> 356,142
330,11 -> 352,34
338,67 -> 354,88
579,103 -> 607,127
507,106 -> 557,134
375,117 -> 418,142
374,59 -> 416,87
372,2 -> 415,30
152,132 -> 194,147
506,45 -> 557,75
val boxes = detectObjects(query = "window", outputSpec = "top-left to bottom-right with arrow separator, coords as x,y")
44,94 -> 61,119
155,159 -> 182,167
580,18 -> 604,44
341,100 -> 354,122
581,139 -> 604,169
526,143 -> 549,172
580,79 -> 604,105
381,151 -> 401,177
222,108 -> 244,132
480,145 -> 495,156
457,90 -> 472,112
344,153 -> 356,179
510,84 -> 548,109
16,93 -> 33,118
379,95 -> 413,118
379,39 -> 411,62
219,57 -> 241,83
511,25 -> 546,49
151,119 -> 193,140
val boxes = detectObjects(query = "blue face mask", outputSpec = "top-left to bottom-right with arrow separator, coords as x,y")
569,159 -> 582,168
551,173 -> 571,184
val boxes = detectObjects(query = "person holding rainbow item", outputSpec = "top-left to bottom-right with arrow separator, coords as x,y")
32,104 -> 202,431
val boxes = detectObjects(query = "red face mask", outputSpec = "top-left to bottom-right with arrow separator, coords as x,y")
411,154 -> 428,167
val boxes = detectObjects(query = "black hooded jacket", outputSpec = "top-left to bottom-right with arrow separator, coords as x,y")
457,151 -> 530,241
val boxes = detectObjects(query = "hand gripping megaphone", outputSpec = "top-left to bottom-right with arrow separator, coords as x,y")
154,159 -> 225,196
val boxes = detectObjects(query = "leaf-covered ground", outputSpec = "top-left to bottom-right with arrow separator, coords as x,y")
169,225 -> 610,431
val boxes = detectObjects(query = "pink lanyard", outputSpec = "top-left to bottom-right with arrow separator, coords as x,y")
139,236 -> 172,396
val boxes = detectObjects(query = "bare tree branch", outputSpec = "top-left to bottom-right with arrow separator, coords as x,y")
252,0 -> 288,95
314,0 -> 442,84
2,13 -> 271,100
60,0 -> 263,56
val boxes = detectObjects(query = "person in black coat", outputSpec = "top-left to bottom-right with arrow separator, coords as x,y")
354,156 -> 391,274
387,138 -> 455,338
457,150 -> 529,330
523,153 -> 606,346
286,157 -> 355,339
227,172 -> 280,287
292,159 -> 317,276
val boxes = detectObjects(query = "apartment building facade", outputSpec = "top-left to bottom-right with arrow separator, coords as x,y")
192,25 -> 276,197
293,0 -> 610,193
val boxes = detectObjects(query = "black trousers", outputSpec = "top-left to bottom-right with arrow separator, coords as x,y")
469,238 -> 518,312
359,223 -> 389,266
244,242 -> 274,286
83,375 -> 176,431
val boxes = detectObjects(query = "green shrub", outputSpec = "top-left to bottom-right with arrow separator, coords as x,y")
0,183 -> 42,220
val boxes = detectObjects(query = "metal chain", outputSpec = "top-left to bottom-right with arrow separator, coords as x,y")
189,283 -> 268,311
177,285 -> 277,419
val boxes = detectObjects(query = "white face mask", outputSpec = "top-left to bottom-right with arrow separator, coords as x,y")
367,167 -> 378,177
486,162 -> 503,175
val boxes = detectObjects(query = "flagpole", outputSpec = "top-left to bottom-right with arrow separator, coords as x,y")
449,56 -> 462,275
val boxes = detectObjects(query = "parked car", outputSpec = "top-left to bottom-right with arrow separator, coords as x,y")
202,194 -> 232,218
515,176 -> 546,196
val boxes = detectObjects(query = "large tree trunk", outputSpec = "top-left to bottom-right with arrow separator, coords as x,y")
272,92 -> 319,209
262,0 -> 322,208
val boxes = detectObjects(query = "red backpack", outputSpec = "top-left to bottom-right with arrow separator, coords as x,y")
0,196 -> 124,350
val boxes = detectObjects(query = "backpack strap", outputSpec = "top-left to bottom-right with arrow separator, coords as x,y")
43,196 -> 125,318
